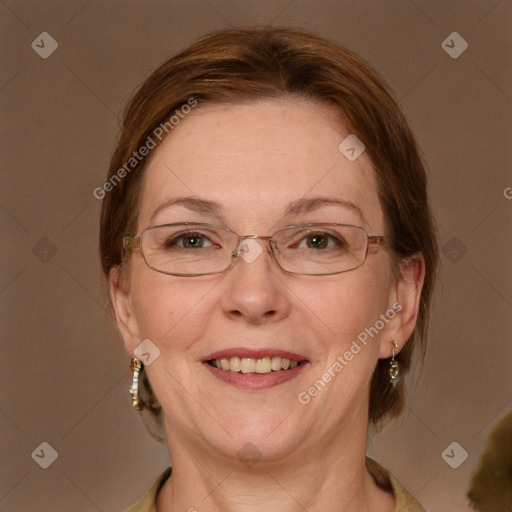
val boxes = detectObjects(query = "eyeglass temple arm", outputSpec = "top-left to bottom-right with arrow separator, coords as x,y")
368,235 -> 387,246
123,236 -> 141,249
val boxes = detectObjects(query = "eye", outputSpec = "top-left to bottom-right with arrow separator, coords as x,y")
297,231 -> 348,250
304,233 -> 329,249
164,231 -> 217,249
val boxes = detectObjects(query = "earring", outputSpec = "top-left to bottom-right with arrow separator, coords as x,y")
389,341 -> 399,386
129,357 -> 143,410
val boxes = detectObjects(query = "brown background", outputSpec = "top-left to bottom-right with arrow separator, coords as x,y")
1,1 -> 511,511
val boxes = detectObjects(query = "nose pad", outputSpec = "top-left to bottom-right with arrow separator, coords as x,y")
234,239 -> 265,265
230,242 -> 250,266
271,241 -> 281,256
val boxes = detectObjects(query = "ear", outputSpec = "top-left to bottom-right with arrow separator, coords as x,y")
109,266 -> 141,356
379,253 -> 425,358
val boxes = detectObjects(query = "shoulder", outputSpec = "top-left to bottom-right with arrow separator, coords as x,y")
124,467 -> 172,512
367,457 -> 427,512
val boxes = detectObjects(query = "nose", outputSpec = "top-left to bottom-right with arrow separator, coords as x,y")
221,238 -> 291,325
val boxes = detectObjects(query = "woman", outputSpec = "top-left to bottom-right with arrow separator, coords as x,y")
100,27 -> 437,512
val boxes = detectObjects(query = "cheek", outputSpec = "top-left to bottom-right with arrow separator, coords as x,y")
305,259 -> 393,345
129,264 -> 219,353
306,263 -> 393,400
128,269 -> 216,410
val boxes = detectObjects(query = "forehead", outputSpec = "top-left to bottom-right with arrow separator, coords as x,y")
138,98 -> 384,233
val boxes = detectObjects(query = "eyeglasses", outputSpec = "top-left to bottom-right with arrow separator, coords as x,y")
123,222 -> 387,277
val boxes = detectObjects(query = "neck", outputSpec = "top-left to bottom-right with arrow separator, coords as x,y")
156,412 -> 394,512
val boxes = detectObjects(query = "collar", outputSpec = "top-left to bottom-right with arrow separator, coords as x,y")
126,457 -> 426,511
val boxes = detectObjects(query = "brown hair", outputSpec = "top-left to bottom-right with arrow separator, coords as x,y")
100,27 -> 438,428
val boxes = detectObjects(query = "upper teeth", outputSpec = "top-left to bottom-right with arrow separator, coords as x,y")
211,356 -> 299,373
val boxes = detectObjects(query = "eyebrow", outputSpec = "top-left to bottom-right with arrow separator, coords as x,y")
149,196 -> 367,225
150,197 -> 225,224
283,197 -> 367,224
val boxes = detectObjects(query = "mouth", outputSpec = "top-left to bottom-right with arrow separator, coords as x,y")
202,348 -> 309,390
207,356 -> 302,373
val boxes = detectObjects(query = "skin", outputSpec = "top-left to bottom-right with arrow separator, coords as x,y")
110,98 -> 425,511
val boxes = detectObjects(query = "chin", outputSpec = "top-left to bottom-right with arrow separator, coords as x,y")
196,412 -> 307,467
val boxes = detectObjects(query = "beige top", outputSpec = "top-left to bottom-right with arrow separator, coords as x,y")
126,458 -> 426,512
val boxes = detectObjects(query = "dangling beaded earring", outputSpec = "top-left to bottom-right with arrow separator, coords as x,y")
129,357 -> 143,410
389,341 -> 400,386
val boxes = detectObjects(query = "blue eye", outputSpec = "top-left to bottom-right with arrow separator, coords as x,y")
164,232 -> 215,249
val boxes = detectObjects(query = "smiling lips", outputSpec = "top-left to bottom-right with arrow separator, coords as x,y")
203,348 -> 309,389
210,356 -> 299,373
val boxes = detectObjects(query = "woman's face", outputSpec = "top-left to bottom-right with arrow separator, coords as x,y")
113,98 -> 409,463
